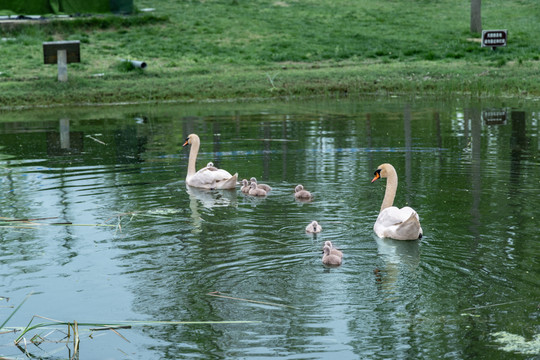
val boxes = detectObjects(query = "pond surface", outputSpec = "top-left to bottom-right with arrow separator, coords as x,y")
1,98 -> 539,359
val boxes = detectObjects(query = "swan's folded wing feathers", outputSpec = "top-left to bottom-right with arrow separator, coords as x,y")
188,168 -> 235,188
214,172 -> 238,189
394,212 -> 422,239
375,206 -> 421,240
377,207 -> 413,226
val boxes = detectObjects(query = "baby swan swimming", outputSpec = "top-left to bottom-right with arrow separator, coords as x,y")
248,182 -> 267,196
322,245 -> 342,266
306,220 -> 322,233
250,177 -> 271,192
241,179 -> 251,194
294,184 -> 312,200
323,241 -> 343,258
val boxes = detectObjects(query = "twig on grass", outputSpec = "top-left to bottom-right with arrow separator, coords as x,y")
266,72 -> 279,89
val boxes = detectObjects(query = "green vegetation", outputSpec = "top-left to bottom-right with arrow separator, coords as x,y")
0,0 -> 539,108
0,292 -> 260,358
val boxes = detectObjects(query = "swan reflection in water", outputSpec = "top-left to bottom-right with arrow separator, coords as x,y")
374,236 -> 420,297
186,185 -> 237,234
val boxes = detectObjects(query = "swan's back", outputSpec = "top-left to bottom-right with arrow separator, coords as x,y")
187,167 -> 237,189
374,206 -> 422,240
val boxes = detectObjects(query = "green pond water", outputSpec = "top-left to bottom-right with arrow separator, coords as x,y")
0,98 -> 539,359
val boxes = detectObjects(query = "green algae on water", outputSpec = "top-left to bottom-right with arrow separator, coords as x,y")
492,331 -> 540,355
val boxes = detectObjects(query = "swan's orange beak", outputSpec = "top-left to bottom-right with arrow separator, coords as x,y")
182,137 -> 190,147
371,170 -> 381,183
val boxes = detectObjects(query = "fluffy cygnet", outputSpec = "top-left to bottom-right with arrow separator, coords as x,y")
323,241 -> 343,258
294,184 -> 312,200
322,245 -> 342,266
250,177 -> 271,192
205,162 -> 218,171
241,179 -> 251,193
306,220 -> 322,233
248,182 -> 267,196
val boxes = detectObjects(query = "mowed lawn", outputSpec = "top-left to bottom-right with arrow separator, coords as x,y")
0,0 -> 539,106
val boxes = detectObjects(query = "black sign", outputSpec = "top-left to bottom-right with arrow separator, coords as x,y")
481,30 -> 507,48
483,110 -> 507,125
43,41 -> 81,64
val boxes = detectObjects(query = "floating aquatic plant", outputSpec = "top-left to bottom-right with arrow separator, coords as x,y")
1,292 -> 260,359
207,291 -> 299,309
0,216 -> 116,229
492,331 -> 540,355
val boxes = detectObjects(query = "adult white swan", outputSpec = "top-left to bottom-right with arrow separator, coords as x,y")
182,134 -> 238,189
371,163 -> 423,240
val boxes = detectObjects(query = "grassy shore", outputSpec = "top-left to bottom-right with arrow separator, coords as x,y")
0,0 -> 539,108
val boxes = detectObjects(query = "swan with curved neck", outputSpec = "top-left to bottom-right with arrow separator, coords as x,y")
182,134 -> 238,189
371,163 -> 423,240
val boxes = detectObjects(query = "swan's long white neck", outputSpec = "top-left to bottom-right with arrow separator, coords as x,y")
381,165 -> 398,212
187,135 -> 200,178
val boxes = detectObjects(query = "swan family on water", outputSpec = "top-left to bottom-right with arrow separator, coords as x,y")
183,134 -> 423,266
183,134 -> 238,189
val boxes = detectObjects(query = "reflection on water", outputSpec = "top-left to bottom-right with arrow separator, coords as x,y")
186,185 -> 237,234
0,98 -> 539,359
375,236 -> 420,267
374,236 -> 420,303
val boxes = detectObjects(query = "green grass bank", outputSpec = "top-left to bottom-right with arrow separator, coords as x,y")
1,0 -> 539,108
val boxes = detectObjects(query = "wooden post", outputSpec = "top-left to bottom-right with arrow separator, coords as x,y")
57,49 -> 68,82
470,0 -> 482,33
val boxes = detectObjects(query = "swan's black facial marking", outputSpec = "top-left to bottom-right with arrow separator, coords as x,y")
182,136 -> 190,147
371,169 -> 382,183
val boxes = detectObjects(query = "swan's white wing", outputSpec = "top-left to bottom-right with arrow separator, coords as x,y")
374,206 -> 422,240
376,206 -> 416,226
